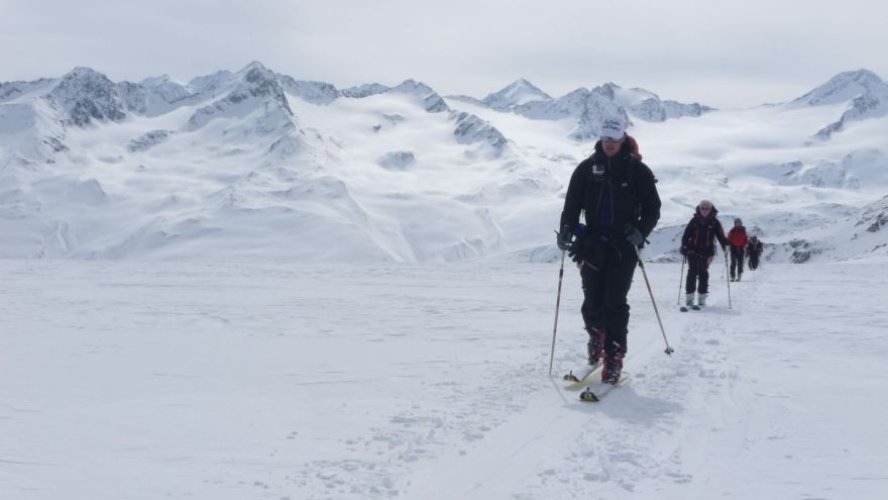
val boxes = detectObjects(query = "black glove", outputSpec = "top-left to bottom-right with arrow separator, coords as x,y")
625,226 -> 644,248
556,225 -> 573,251
568,236 -> 586,263
679,246 -> 687,256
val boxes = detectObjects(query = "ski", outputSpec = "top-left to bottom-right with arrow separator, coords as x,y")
680,305 -> 700,312
562,363 -> 603,391
579,373 -> 630,402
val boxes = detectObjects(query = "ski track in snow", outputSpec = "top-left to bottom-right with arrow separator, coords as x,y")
1,259 -> 887,499
412,270 -> 742,499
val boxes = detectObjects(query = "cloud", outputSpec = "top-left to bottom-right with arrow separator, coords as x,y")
2,0 -> 887,108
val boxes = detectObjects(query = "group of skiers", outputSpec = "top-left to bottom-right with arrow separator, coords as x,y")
680,202 -> 765,308
555,116 -> 765,391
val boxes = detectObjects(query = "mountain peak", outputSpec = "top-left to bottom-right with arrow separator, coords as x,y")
236,62 -> 279,86
839,69 -> 883,84
64,66 -> 104,79
793,68 -> 886,107
139,74 -> 188,88
482,79 -> 551,109
240,61 -> 269,73
808,69 -> 888,138
390,80 -> 449,112
234,62 -> 288,103
392,79 -> 434,94
592,82 -> 621,99
503,78 -> 544,92
184,61 -> 294,130
51,67 -> 127,126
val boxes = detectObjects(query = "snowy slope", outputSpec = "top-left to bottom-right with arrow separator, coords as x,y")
2,259 -> 886,499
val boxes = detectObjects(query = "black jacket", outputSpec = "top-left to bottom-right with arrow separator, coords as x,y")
560,140 -> 661,241
681,207 -> 729,257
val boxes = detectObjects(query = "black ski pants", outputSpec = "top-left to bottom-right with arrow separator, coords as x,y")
579,240 -> 637,357
685,254 -> 712,294
749,251 -> 760,270
730,246 -> 745,278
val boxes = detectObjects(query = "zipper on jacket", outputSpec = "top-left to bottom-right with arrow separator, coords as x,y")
594,158 -> 615,231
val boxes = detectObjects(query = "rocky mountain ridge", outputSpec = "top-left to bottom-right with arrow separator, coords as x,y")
0,63 -> 886,262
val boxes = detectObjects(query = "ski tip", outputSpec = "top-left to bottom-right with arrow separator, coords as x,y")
579,391 -> 600,402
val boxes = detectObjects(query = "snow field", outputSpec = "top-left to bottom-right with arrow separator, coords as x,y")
3,259 -> 886,499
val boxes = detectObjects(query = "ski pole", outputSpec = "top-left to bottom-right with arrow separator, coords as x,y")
548,248 -> 567,376
677,255 -> 686,306
634,247 -> 674,356
724,250 -> 732,309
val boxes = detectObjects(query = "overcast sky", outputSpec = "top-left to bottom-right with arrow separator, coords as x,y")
3,0 -> 886,108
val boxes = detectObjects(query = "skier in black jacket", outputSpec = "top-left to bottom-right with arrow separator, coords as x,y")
556,116 -> 661,385
747,234 -> 764,270
680,200 -> 729,307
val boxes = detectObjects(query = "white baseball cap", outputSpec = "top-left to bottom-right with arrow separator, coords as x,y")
600,117 -> 626,141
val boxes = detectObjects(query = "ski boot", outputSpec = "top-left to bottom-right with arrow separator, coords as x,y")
601,350 -> 624,385
563,328 -> 605,382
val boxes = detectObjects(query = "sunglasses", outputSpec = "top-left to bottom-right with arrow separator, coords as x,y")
602,137 -> 624,144
700,206 -> 712,211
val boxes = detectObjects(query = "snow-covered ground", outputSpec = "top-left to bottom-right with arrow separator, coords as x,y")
3,258 -> 886,499
2,63 -> 887,499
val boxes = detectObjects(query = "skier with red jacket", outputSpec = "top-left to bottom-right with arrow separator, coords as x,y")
727,218 -> 749,282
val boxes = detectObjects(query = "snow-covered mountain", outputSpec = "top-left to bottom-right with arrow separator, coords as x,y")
341,83 -> 390,98
590,82 -> 713,122
481,78 -> 552,110
1,63 -> 886,263
788,69 -> 888,139
792,69 -> 886,107
184,62 -> 294,132
389,79 -> 450,113
448,79 -> 712,141
50,67 -> 129,126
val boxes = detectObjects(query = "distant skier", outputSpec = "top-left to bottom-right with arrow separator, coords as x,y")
680,200 -> 729,308
747,234 -> 764,270
556,116 -> 661,385
727,218 -> 749,282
